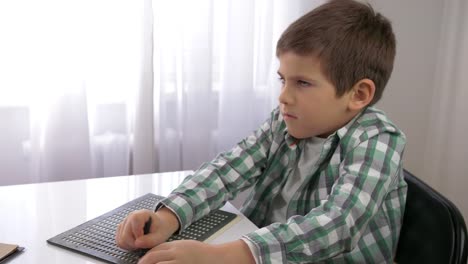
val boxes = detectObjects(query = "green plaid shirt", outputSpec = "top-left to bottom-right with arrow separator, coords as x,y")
159,106 -> 407,263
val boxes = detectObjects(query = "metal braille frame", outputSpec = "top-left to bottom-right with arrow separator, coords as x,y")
47,193 -> 237,264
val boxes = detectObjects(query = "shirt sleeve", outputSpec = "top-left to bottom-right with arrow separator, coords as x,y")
241,238 -> 261,264
242,130 -> 406,263
157,108 -> 281,231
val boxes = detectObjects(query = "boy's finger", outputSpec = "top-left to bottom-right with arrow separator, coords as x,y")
138,245 -> 172,264
116,218 -> 128,245
151,242 -> 172,251
135,232 -> 166,249
118,217 -> 142,250
131,215 -> 145,239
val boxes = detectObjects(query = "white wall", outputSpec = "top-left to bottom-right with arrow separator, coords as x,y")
371,0 -> 444,180
371,0 -> 468,222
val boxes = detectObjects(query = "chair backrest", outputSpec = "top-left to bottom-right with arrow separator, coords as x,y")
395,169 -> 468,264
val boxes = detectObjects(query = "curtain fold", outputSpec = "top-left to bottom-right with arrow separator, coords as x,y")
132,0 -> 156,175
30,88 -> 93,182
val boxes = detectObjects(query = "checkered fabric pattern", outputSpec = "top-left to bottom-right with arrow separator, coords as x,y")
158,106 -> 407,263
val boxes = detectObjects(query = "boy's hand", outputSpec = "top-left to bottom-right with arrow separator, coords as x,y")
137,240 -> 215,264
116,207 -> 180,250
138,240 -> 255,264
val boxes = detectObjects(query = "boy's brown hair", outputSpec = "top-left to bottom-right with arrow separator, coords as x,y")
276,0 -> 395,105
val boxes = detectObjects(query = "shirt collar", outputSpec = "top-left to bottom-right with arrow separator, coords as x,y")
336,109 -> 365,139
283,128 -> 298,149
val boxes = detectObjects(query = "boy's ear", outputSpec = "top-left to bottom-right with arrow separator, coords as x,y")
347,79 -> 375,111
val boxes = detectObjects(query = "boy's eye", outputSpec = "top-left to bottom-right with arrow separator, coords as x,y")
297,80 -> 311,87
278,77 -> 285,84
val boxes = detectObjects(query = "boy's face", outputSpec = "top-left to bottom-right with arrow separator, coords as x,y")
278,52 -> 354,139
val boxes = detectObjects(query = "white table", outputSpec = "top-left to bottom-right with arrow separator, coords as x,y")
0,171 -> 258,263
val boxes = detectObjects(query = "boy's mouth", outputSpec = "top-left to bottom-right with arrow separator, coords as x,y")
283,112 -> 298,119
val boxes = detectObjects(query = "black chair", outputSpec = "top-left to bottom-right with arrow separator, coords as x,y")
395,169 -> 467,264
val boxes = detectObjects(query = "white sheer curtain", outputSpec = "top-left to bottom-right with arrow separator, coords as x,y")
142,0 -> 325,173
0,0 -> 148,185
0,0 -> 323,186
423,0 -> 468,220
110,0 -> 324,174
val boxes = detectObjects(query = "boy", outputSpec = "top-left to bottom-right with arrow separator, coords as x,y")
116,0 -> 407,263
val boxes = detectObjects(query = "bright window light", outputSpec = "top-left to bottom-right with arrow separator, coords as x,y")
0,0 -> 144,107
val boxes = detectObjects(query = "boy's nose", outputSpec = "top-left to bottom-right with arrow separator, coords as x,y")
279,85 -> 295,105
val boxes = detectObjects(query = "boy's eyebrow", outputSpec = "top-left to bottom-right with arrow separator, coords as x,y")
277,71 -> 317,82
